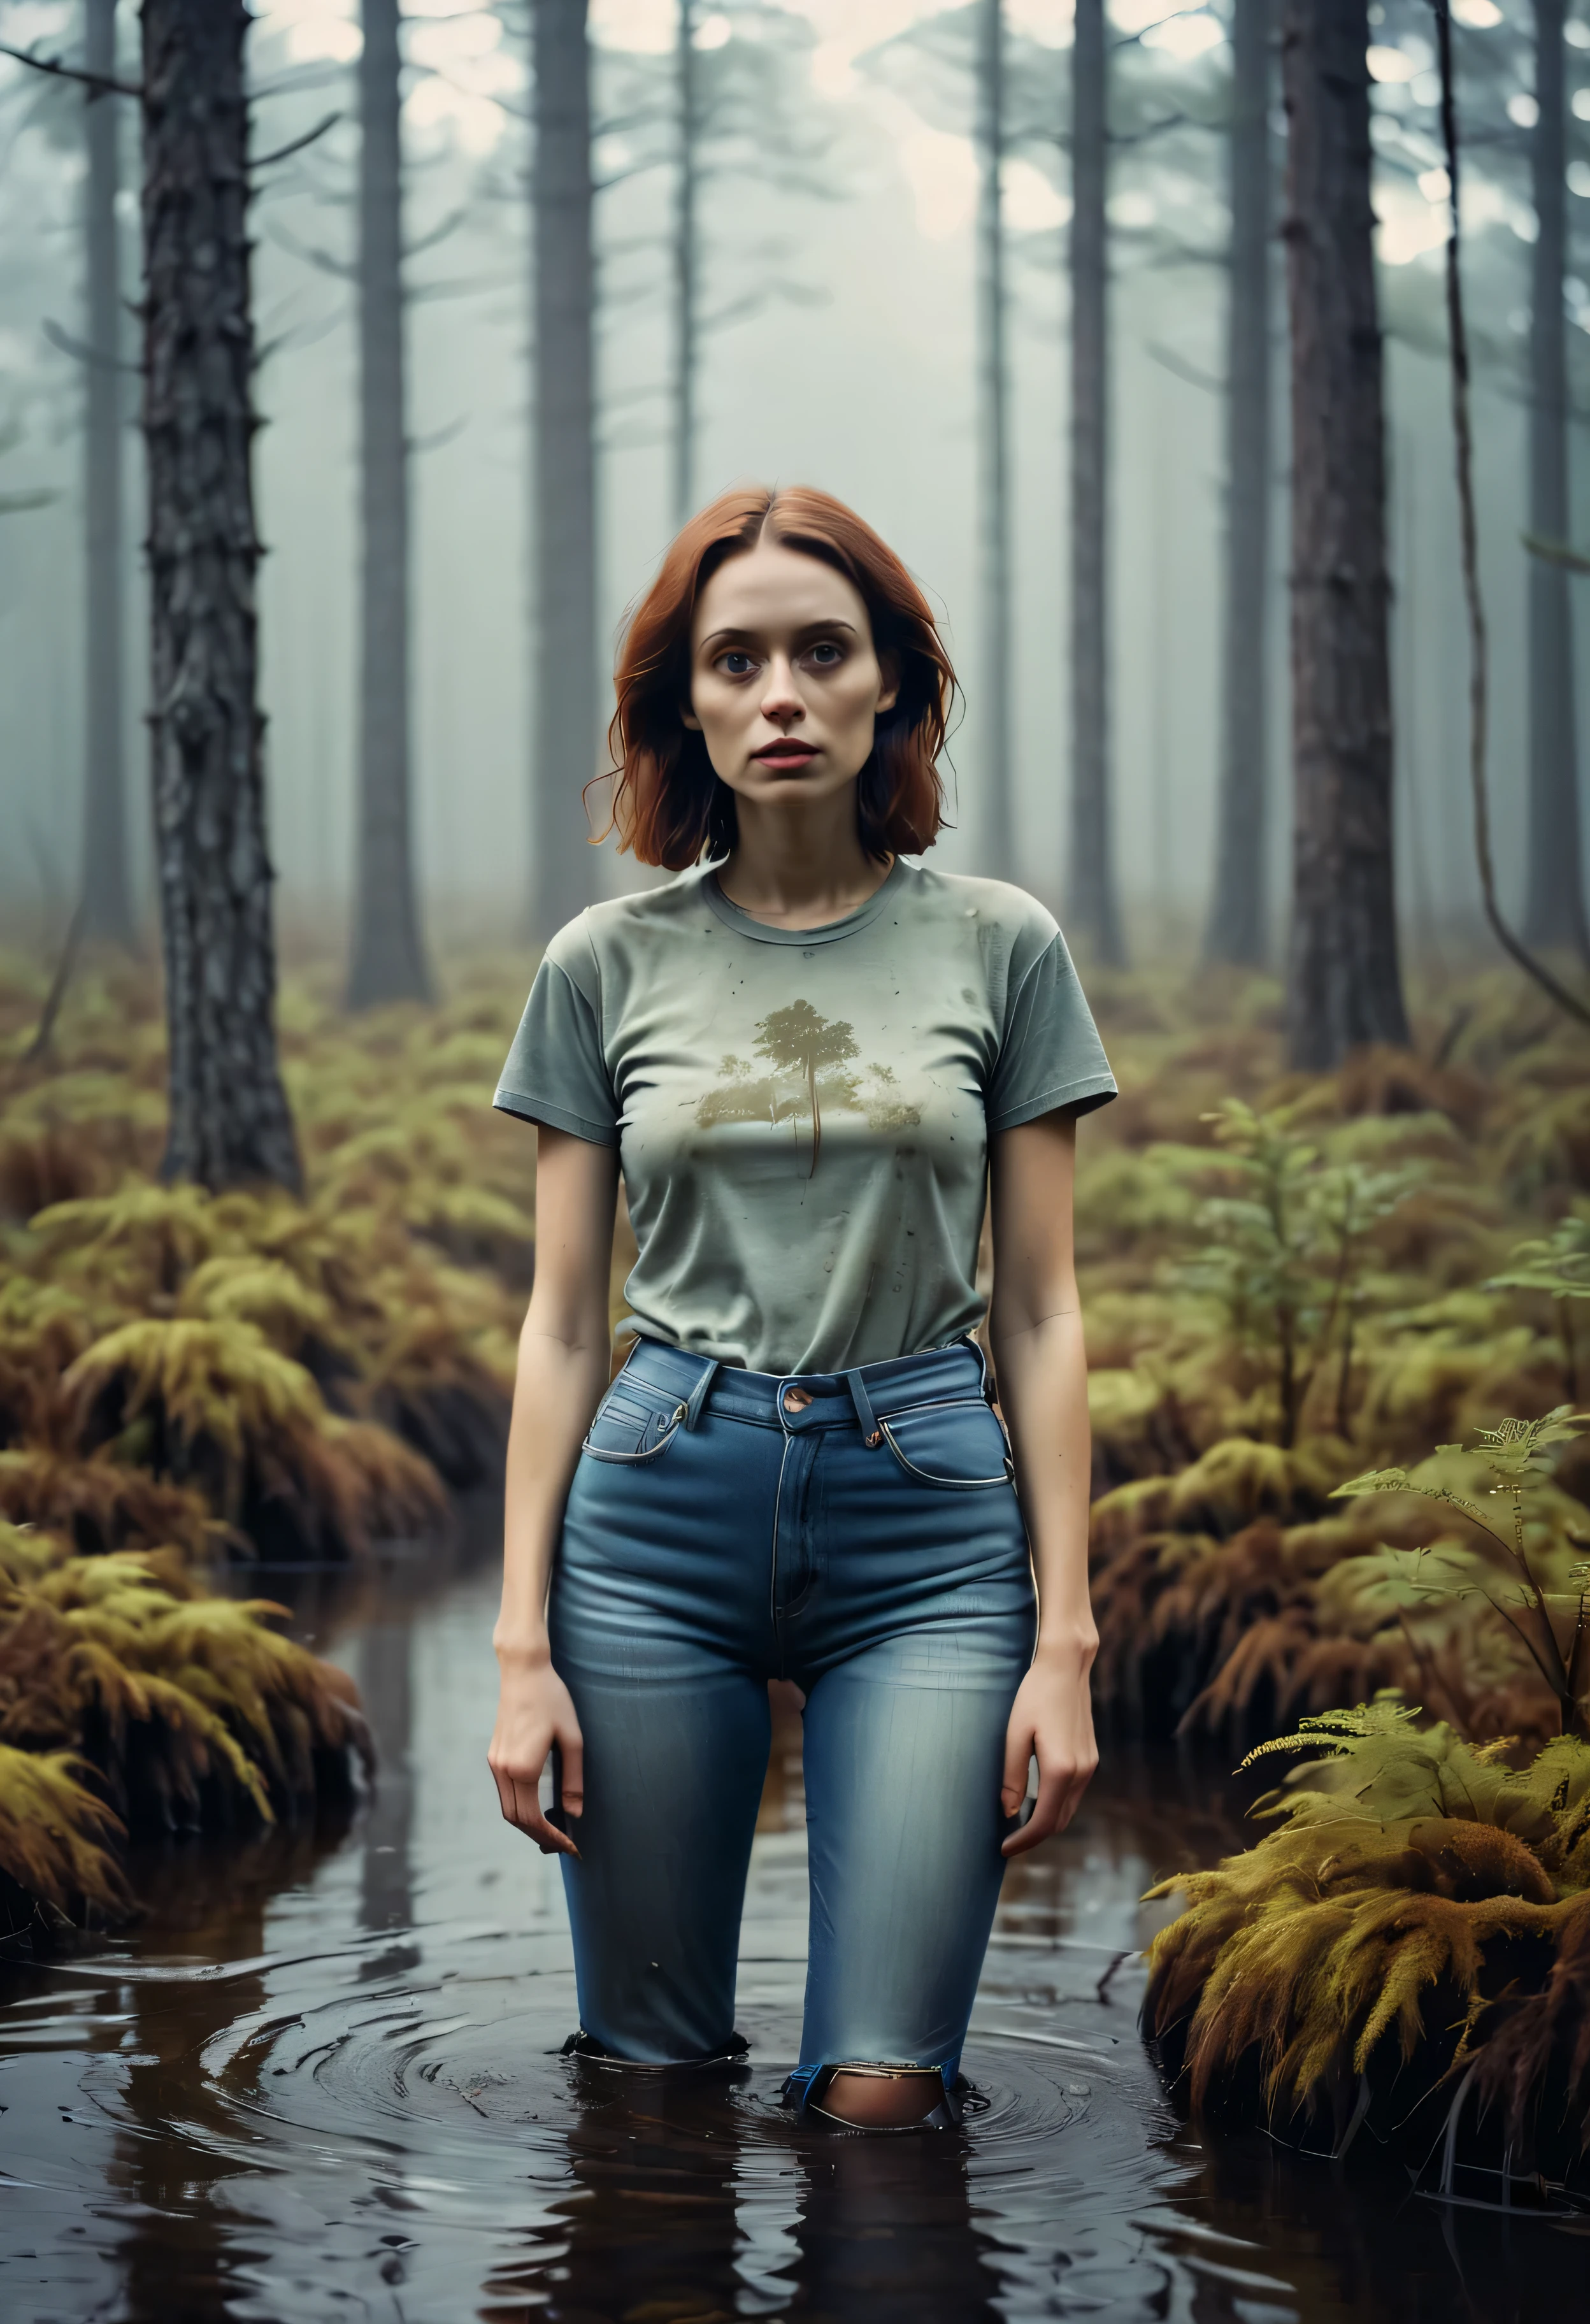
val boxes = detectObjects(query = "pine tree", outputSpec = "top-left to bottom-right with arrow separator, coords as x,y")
143,0 -> 300,1189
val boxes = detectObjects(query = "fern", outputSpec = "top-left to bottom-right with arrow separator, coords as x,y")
1178,1101 -> 1419,1449
1331,1412 -> 1590,1741
1489,1211 -> 1590,1405
0,1530 -> 370,1922
0,1744 -> 129,1926
1491,1213 -> 1590,1305
61,1318 -> 443,1558
1143,1712 -> 1590,2160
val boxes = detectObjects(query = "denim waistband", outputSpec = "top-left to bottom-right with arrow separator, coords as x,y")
615,1333 -> 992,1441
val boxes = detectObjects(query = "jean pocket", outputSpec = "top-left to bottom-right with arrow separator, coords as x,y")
582,1386 -> 689,1465
877,1397 -> 1015,1491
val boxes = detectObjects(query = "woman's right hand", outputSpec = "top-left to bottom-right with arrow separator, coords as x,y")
487,1647 -> 584,1857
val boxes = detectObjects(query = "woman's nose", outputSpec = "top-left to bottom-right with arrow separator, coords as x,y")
760,657 -> 804,721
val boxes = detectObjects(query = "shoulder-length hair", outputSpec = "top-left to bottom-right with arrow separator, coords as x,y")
600,485 -> 957,870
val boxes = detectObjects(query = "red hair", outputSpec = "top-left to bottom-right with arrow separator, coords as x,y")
601,485 -> 957,870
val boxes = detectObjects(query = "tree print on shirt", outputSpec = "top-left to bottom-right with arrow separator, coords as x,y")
694,997 -> 920,1176
756,1000 -> 855,1176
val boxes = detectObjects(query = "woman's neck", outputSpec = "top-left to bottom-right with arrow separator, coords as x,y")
717,793 -> 892,931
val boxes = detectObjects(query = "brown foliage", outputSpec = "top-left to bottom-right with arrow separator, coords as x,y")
1143,1714 -> 1590,2174
0,1524 -> 369,1925
1089,1427 -> 1576,1752
0,1122 -> 107,1224
0,1447 -> 216,1558
63,1318 -> 445,1561
0,1744 -> 130,1928
1315,1044 -> 1489,1135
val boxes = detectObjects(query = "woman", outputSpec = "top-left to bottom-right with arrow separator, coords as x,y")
487,486 -> 1115,2132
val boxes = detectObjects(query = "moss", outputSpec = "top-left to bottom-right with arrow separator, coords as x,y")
0,979 -> 525,1558
1093,1414 -> 1589,1753
4,947 -> 1589,1856
0,956 -> 536,1928
62,1317 -> 444,1561
0,1447 -> 215,1560
1066,967 -> 1590,1749
0,1744 -> 130,1933
1143,1705 -> 1590,2182
0,1522 -> 369,1933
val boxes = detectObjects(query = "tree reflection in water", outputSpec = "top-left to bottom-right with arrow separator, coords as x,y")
101,1815 -> 355,2322
357,1613 -> 419,1979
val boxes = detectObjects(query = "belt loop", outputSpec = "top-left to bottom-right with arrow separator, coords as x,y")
843,1368 -> 883,1448
964,1331 -> 995,1405
684,1357 -> 720,1430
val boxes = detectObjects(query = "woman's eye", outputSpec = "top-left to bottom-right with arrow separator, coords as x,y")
807,642 -> 843,668
719,652 -> 756,677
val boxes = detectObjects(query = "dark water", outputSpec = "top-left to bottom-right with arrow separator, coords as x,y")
3,1551 -> 1587,2324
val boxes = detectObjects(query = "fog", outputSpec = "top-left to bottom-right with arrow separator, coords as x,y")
0,0 -> 1582,952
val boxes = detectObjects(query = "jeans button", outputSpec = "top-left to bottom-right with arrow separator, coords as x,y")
783,1388 -> 812,1415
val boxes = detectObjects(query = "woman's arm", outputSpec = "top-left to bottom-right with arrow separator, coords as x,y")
987,1111 -> 1099,1857
487,1125 -> 621,1855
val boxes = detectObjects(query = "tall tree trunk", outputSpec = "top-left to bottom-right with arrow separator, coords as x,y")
1067,0 -> 1124,960
142,0 -> 301,1191
1524,0 -> 1589,956
529,0 -> 598,942
975,0 -> 1013,884
348,0 -> 432,1008
673,0 -> 698,527
80,0 -> 133,945
1280,0 -> 1408,1068
348,0 -> 432,1003
1204,0 -> 1272,966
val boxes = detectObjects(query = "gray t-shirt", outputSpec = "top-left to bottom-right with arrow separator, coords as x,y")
494,858 -> 1115,1375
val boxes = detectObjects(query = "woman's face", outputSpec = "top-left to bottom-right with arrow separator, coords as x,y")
684,538 -> 898,817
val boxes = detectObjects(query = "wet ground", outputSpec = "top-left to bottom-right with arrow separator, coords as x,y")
3,1542 -> 1588,2323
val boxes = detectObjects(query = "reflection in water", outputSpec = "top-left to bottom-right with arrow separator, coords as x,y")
482,2068 -> 1005,2324
1168,2131 -> 1590,2324
785,2131 -> 1002,2323
4,1556 -> 1590,2323
106,1818 -> 354,2322
357,1616 -> 419,1976
483,2073 -> 762,2323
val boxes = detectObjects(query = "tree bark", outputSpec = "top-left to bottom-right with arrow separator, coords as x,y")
80,0 -> 133,945
1280,0 -> 1408,1068
1066,0 -> 1124,961
975,0 -> 1013,885
347,0 -> 432,1007
1524,0 -> 1589,956
1204,0 -> 1272,966
672,0 -> 698,527
142,0 -> 301,1191
529,0 -> 598,941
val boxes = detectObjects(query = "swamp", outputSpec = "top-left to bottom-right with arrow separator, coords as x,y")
3,1 -> 1590,2320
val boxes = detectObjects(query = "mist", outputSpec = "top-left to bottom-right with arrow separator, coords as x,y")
0,0 -> 1584,957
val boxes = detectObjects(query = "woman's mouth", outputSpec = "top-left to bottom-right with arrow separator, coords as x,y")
753,742 -> 818,771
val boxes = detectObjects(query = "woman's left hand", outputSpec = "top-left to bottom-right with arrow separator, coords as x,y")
998,1644 -> 1098,1857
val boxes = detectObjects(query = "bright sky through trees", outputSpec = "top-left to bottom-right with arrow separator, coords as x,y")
234,1 -> 1554,262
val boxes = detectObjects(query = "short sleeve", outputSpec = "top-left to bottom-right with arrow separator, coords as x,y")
985,930 -> 1117,1131
492,922 -> 619,1145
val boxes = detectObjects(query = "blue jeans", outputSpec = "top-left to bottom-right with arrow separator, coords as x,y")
548,1335 -> 1037,2095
